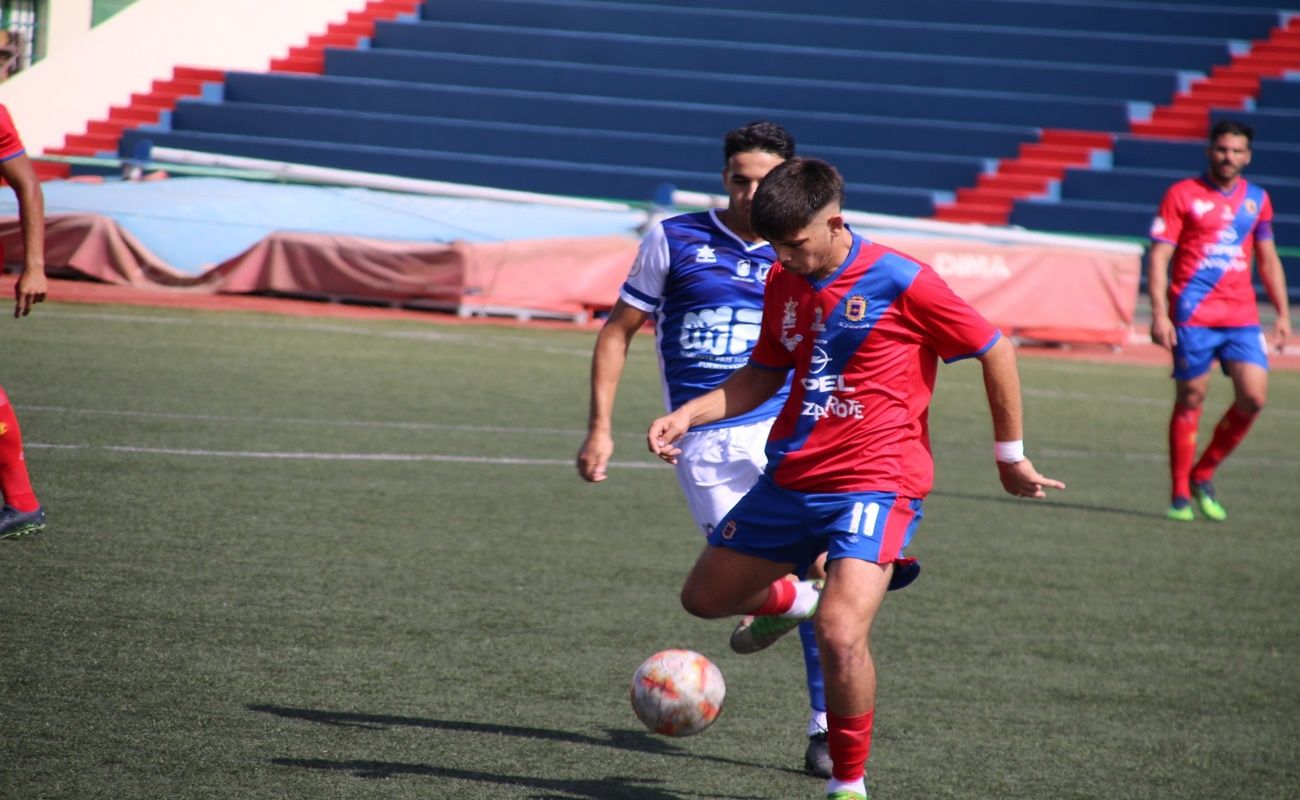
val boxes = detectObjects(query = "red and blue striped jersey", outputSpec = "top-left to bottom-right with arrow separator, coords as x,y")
750,235 -> 1000,497
1150,175 -> 1274,327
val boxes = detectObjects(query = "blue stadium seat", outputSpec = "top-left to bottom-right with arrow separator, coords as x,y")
119,127 -> 939,217
324,48 -> 1134,132
167,100 -> 984,191
219,72 -> 1034,161
530,0 -> 1278,40
371,20 -> 1184,103
416,0 -> 1235,71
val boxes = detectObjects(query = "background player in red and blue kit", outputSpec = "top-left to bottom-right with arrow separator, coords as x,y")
0,103 -> 48,539
648,159 -> 1063,800
577,123 -> 838,777
1147,119 -> 1290,522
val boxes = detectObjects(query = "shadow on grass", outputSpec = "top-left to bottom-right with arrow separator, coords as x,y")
930,488 -> 1154,520
272,757 -> 749,800
250,704 -> 802,796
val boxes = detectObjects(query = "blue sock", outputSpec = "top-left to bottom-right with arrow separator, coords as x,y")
799,619 -> 826,732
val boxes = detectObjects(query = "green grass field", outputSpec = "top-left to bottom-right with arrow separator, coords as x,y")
1,303 -> 1296,800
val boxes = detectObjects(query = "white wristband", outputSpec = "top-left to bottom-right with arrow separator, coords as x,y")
995,440 -> 1025,463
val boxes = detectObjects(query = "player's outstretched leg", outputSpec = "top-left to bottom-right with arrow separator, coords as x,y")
730,577 -> 822,654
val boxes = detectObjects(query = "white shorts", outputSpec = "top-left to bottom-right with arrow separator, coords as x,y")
674,417 -> 774,536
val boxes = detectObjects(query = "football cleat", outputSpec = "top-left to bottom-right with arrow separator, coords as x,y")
804,732 -> 832,778
1166,497 -> 1194,522
826,791 -> 869,800
729,580 -> 822,654
0,505 -> 45,540
1191,482 -> 1227,522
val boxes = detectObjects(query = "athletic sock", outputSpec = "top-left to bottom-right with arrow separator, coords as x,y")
1168,403 -> 1201,502
800,622 -> 827,733
827,708 -> 874,783
1190,405 -> 1258,485
751,577 -> 797,616
0,386 -> 38,512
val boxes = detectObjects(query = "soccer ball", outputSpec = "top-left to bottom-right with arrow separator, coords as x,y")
629,649 -> 726,737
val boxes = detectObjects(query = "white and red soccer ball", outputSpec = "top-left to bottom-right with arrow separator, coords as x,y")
629,649 -> 726,737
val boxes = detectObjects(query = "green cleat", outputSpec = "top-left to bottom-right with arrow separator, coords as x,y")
730,580 -> 822,655
1192,482 -> 1227,522
1166,498 -> 1195,522
827,791 -> 869,800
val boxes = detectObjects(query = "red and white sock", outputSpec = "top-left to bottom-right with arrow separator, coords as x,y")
752,578 -> 819,618
0,386 -> 39,511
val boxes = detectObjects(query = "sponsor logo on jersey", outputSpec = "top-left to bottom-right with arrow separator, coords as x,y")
1150,216 -> 1167,237
680,306 -> 763,356
810,306 -> 826,332
695,245 -> 717,263
1192,199 -> 1215,218
809,345 -> 830,374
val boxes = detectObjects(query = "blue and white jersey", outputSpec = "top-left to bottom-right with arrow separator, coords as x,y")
619,209 -> 790,430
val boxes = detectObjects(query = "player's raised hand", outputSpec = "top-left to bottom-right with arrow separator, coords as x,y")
997,458 -> 1065,499
576,431 -> 614,482
647,411 -> 690,465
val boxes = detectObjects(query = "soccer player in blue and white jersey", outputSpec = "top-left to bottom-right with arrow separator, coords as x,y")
577,122 -> 833,776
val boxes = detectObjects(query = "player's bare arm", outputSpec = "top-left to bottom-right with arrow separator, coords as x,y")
976,336 -> 1065,499
1146,241 -> 1177,350
577,299 -> 651,482
647,364 -> 786,464
1,153 -> 46,319
1254,238 -> 1291,353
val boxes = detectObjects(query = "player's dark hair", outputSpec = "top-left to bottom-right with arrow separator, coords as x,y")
723,121 -> 796,162
1209,119 -> 1254,146
750,158 -> 845,242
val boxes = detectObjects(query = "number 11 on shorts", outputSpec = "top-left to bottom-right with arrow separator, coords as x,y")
849,501 -> 880,537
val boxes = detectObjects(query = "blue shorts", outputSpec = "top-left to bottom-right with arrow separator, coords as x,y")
707,474 -> 924,577
1172,325 -> 1268,381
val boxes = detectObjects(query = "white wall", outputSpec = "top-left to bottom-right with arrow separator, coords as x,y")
45,1 -> 95,56
0,0 -> 372,153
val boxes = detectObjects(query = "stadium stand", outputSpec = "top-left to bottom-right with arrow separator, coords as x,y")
35,0 -> 1300,280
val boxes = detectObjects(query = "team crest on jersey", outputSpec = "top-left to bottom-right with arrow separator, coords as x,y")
736,259 -> 751,277
844,295 -> 868,323
720,520 -> 737,540
695,245 -> 717,263
1245,199 -> 1258,215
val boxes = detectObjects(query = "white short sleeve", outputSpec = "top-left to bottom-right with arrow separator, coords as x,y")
619,222 -> 671,312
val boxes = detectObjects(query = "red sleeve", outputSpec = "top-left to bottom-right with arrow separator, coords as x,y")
749,266 -> 795,371
1149,183 -> 1183,245
0,105 -> 25,162
900,264 -> 1000,363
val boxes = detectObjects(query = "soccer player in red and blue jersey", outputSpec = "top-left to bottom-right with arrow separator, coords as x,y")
0,102 -> 49,540
648,158 -> 1063,800
1147,119 -> 1290,522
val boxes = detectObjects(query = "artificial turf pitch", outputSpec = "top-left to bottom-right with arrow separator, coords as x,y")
2,303 -> 1295,799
